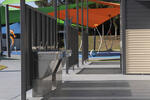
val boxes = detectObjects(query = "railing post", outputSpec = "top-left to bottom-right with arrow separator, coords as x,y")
20,0 -> 26,99
5,5 -> 11,57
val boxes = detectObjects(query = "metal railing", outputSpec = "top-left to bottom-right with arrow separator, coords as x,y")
21,0 -> 88,99
66,26 -> 79,73
82,31 -> 89,63
23,4 -> 58,91
26,5 -> 58,50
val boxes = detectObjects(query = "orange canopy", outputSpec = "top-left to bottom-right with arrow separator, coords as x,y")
48,8 -> 120,28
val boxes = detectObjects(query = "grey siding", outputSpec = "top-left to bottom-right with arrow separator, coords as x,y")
126,0 -> 150,29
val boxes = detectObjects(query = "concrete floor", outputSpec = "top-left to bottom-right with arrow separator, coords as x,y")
44,80 -> 150,100
1,56 -> 150,100
0,55 -> 21,100
42,60 -> 150,100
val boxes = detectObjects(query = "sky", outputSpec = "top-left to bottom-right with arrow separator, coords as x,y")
0,0 -> 5,4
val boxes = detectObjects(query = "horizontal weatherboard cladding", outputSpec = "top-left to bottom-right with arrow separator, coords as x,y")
126,29 -> 150,74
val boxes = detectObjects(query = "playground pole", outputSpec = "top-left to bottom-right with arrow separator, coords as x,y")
0,6 -> 2,56
20,0 -> 26,99
5,5 -> 11,57
81,0 -> 84,64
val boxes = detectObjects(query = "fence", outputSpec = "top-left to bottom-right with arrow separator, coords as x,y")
66,26 -> 79,73
23,5 -> 58,91
82,31 -> 89,63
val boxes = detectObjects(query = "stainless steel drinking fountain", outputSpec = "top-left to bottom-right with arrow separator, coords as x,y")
32,50 -> 71,97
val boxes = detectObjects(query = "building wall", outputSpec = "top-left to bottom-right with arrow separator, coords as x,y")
126,0 -> 150,29
125,0 -> 150,74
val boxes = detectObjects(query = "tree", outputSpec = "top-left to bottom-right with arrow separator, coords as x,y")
35,0 -> 52,7
35,0 -> 87,7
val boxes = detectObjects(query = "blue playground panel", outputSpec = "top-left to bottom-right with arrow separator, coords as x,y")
3,51 -> 120,59
79,55 -> 120,58
3,51 -> 21,55
79,52 -> 120,58
96,52 -> 120,56
2,23 -> 20,34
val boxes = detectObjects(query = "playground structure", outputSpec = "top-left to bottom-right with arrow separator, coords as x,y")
0,0 -> 120,55
9,30 -> 16,47
1,23 -> 20,50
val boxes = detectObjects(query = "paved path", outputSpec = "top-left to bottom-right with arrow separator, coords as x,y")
0,55 -> 21,100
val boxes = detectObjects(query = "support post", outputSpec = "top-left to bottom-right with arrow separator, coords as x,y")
65,0 -> 69,73
54,0 -> 58,49
81,0 -> 84,64
76,0 -> 79,31
121,0 -> 126,74
76,0 -> 79,67
86,0 -> 89,61
5,5 -> 11,57
20,0 -> 26,99
0,6 -> 2,56
86,0 -> 89,34
54,0 -> 57,19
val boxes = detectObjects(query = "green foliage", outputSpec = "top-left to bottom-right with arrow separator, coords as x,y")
35,0 -> 52,7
